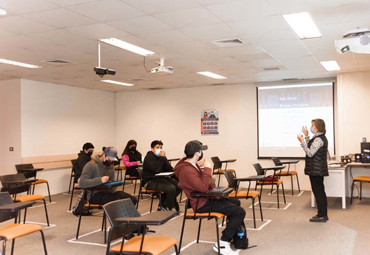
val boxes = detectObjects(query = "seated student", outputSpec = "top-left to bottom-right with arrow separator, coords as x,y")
121,140 -> 142,177
75,142 -> 95,182
174,140 -> 245,255
143,140 -> 181,211
79,146 -> 137,205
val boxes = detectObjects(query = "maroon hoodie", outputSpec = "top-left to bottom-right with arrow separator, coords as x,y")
174,158 -> 215,211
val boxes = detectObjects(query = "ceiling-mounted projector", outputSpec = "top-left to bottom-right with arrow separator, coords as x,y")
335,27 -> 370,54
150,58 -> 173,74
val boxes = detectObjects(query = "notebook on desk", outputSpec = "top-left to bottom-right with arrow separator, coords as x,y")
209,187 -> 227,193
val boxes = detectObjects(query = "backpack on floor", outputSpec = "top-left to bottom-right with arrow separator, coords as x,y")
72,190 -> 91,217
233,222 -> 249,249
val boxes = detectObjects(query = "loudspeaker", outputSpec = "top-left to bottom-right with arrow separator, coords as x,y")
355,154 -> 362,163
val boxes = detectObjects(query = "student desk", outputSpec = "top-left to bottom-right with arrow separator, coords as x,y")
311,163 -> 370,209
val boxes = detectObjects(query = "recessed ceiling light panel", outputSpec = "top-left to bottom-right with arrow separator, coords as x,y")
0,58 -> 42,69
283,12 -> 321,39
101,80 -> 134,86
197,71 -> 227,79
99,38 -> 156,56
320,61 -> 340,71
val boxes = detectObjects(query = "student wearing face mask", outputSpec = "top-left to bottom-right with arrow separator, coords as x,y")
298,119 -> 329,223
174,140 -> 245,255
79,146 -> 137,205
143,140 -> 182,211
121,140 -> 142,177
75,142 -> 95,182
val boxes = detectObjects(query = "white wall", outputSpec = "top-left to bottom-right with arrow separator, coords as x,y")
21,79 -> 116,195
0,80 -> 22,175
115,84 -> 310,190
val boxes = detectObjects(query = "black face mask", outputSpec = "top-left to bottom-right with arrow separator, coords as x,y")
87,151 -> 93,157
130,146 -> 136,152
198,151 -> 203,161
103,159 -> 112,167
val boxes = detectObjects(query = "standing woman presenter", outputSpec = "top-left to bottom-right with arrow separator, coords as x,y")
298,119 -> 329,222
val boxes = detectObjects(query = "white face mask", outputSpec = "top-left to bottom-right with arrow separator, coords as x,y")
155,149 -> 162,157
310,127 -> 316,134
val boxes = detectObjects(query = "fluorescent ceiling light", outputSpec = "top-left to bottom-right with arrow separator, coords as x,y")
0,8 -> 7,15
283,12 -> 321,39
0,58 -> 42,69
99,38 -> 156,56
197,71 -> 227,79
258,83 -> 333,90
320,61 -> 340,71
101,80 -> 134,86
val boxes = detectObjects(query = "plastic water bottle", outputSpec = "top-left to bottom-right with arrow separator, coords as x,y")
237,225 -> 245,237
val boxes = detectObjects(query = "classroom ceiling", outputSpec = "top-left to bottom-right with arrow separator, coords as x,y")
0,0 -> 369,92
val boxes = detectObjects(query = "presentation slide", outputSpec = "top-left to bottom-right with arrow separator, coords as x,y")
258,83 -> 335,158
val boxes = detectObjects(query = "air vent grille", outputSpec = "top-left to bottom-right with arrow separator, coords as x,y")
41,59 -> 74,65
210,38 -> 246,48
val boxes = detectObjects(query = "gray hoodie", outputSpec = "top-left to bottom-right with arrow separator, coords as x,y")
79,155 -> 116,201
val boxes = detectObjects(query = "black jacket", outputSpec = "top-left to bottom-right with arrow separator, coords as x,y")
304,134 -> 329,176
75,151 -> 92,181
143,151 -> 173,185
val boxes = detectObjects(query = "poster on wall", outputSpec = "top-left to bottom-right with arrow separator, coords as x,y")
201,109 -> 219,135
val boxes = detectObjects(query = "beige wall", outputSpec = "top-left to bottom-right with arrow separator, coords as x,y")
0,80 -> 22,175
115,84 -> 311,189
20,79 -> 116,195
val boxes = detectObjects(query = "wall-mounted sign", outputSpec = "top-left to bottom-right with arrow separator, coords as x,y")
201,109 -> 219,135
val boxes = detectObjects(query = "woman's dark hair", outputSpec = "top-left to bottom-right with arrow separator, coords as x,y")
203,112 -> 208,116
313,119 -> 326,134
122,140 -> 137,156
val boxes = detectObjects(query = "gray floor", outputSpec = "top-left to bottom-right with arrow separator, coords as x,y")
1,182 -> 370,255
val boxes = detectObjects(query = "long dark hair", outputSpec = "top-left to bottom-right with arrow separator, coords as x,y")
122,140 -> 137,156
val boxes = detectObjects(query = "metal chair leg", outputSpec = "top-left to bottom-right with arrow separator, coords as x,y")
351,181 -> 355,204
23,208 -> 27,224
40,230 -> 48,255
215,218 -> 220,255
258,195 -> 263,221
174,244 -> 179,255
178,214 -> 187,253
43,199 -> 50,226
68,174 -> 73,194
252,198 -> 256,228
69,185 -> 75,211
76,213 -> 83,239
282,183 -> 286,204
217,174 -> 221,187
10,239 -> 15,255
291,175 -> 294,196
360,182 -> 363,200
276,184 -> 280,209
46,182 -> 51,203
196,219 -> 202,243
296,174 -> 301,192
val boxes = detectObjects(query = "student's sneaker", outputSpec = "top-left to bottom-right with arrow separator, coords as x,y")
213,240 -> 239,255
157,206 -> 170,211
309,215 -> 329,222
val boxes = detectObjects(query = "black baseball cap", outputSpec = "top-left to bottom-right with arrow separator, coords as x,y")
83,142 -> 94,151
184,140 -> 208,155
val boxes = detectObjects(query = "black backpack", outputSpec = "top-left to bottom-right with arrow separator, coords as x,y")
233,222 -> 249,249
72,190 -> 91,216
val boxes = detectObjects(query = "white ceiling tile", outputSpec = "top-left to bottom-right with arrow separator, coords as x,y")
22,8 -> 97,28
0,29 -> 18,38
302,36 -> 338,49
121,0 -> 200,14
181,23 -> 240,41
206,1 -> 277,22
217,45 -> 266,56
259,41 -> 305,53
0,0 -> 58,14
194,0 -> 241,6
45,0 -> 102,7
138,30 -> 196,45
0,35 -> 56,51
232,53 -> 274,63
269,48 -> 312,60
67,0 -> 145,22
342,3 -> 370,22
0,16 -> 54,34
66,23 -> 129,40
154,7 -> 221,29
164,41 -> 214,54
107,16 -> 173,35
247,29 -> 299,44
229,15 -> 290,34
29,30 -> 93,44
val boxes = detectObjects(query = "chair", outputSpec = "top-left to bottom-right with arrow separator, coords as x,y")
67,159 -> 77,194
179,197 -> 225,255
271,157 -> 301,195
114,158 -> 126,181
0,174 -> 50,226
136,169 -> 163,212
351,176 -> 370,204
75,190 -> 107,242
0,192 -> 48,255
223,171 -> 263,228
103,199 -> 178,255
15,164 -> 51,203
68,160 -> 82,211
252,163 -> 286,209
211,157 -> 236,187
122,165 -> 140,196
